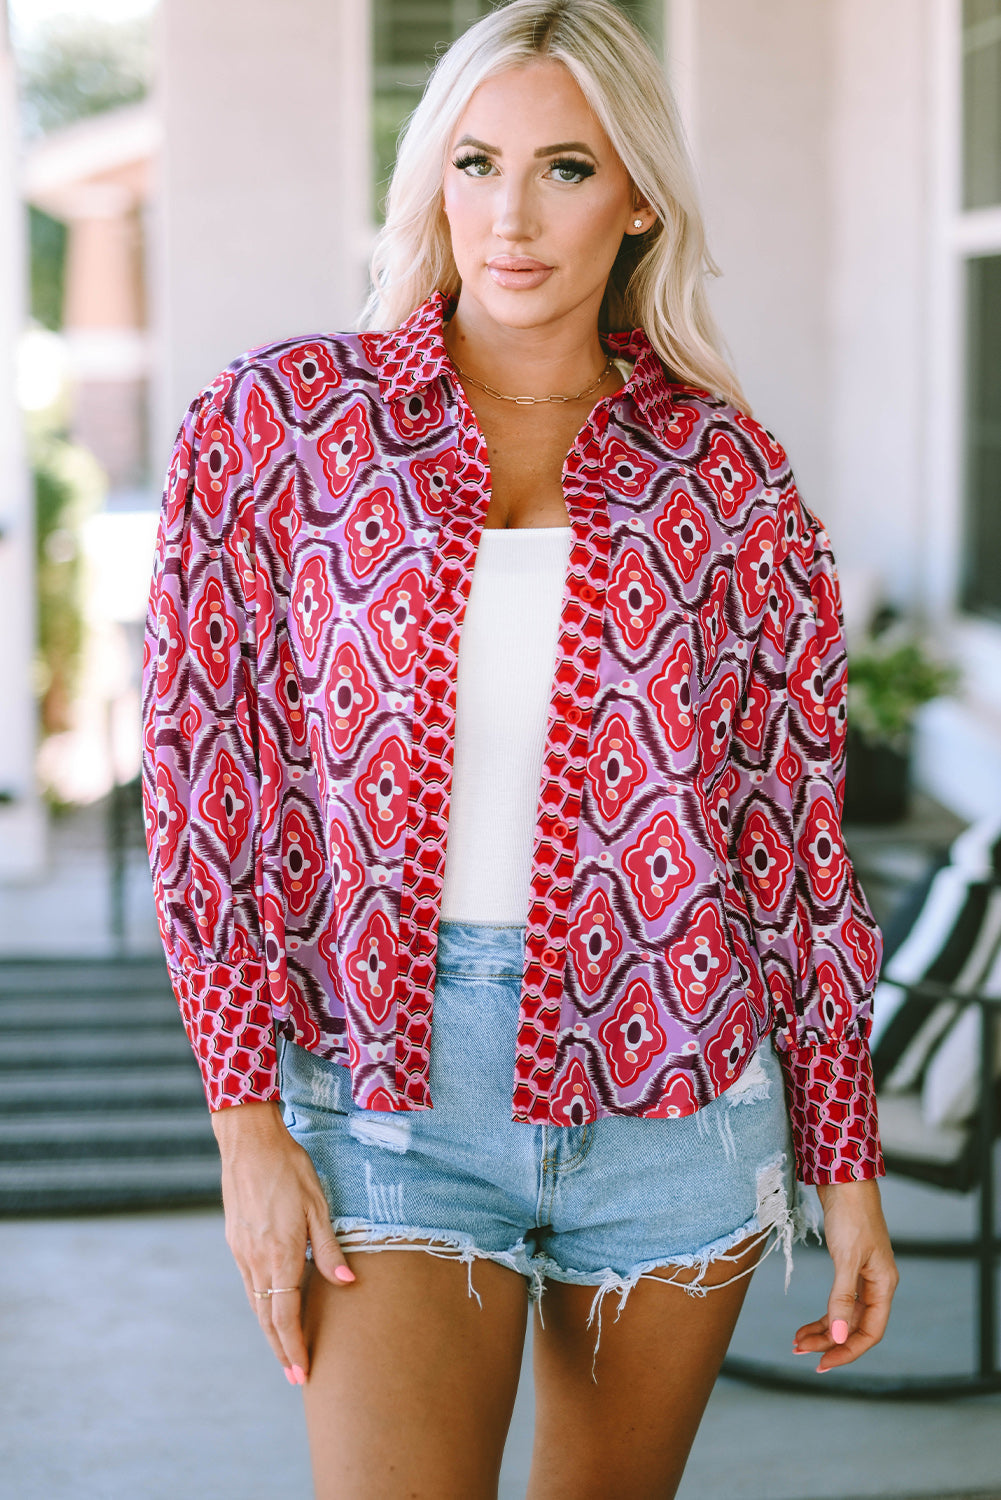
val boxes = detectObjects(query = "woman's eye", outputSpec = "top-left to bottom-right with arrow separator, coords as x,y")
548,157 -> 596,184
453,153 -> 493,177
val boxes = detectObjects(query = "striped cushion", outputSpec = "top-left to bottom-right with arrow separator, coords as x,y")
922,941 -> 1001,1127
871,819 -> 1001,1129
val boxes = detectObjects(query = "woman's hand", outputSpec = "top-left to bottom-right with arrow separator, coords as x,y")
793,1177 -> 899,1373
211,1100 -> 355,1383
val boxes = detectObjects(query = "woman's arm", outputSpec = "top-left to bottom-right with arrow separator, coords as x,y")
727,478 -> 898,1361
142,372 -> 353,1380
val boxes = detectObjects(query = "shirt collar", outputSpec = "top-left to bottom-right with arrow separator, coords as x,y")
600,326 -> 676,430
372,291 -> 457,405
372,290 -> 677,429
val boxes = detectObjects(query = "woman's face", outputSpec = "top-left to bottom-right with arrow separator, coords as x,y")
442,60 -> 647,335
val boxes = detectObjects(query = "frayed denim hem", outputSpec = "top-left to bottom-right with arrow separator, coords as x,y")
326,1215 -> 546,1307
314,1155 -> 823,1383
533,1152 -> 823,1380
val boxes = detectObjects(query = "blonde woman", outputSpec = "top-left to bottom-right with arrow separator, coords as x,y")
143,2 -> 898,1495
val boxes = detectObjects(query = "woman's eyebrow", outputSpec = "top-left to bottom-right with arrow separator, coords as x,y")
533,140 -> 596,158
451,135 -> 598,159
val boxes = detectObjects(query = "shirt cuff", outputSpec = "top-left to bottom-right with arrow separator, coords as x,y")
168,960 -> 279,1111
778,1035 -> 885,1185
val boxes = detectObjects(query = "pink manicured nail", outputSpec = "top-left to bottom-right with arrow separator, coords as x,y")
283,1367 -> 296,1385
291,1365 -> 306,1386
334,1265 -> 356,1283
831,1319 -> 849,1344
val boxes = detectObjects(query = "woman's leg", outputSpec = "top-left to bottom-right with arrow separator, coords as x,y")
527,1233 -> 764,1500
302,1246 -> 529,1500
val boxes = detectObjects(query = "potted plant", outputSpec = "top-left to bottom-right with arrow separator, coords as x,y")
843,619 -> 956,824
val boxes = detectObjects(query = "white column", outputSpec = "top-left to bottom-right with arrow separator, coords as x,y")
152,0 -> 372,470
665,0 -> 699,158
0,0 -> 44,880
826,0 -> 930,609
672,0 -> 835,522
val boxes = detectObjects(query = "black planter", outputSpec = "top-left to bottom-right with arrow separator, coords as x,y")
843,728 -> 911,824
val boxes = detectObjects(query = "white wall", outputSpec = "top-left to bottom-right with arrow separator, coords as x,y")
152,0 -> 372,466
0,1 -> 44,880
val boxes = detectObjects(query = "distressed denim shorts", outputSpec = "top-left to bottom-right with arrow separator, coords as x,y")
278,921 -> 814,1339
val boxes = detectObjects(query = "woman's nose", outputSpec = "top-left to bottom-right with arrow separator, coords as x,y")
492,181 -> 538,242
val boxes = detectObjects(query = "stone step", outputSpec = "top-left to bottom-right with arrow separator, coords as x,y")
0,955 -> 227,1213
0,997 -> 180,1030
0,1156 -> 222,1216
0,983 -> 173,1005
0,1029 -> 194,1069
0,961 -> 170,996
0,1066 -> 206,1113
0,1109 -> 216,1160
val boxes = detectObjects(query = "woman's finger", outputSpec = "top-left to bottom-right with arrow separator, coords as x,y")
792,1312 -> 842,1352
259,1283 -> 308,1381
306,1197 -> 356,1290
824,1252 -> 863,1352
228,1219 -> 307,1377
247,1260 -> 308,1378
227,1233 -> 298,1372
816,1263 -> 897,1371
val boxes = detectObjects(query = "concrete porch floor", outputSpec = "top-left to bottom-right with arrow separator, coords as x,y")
1,1167 -> 999,1500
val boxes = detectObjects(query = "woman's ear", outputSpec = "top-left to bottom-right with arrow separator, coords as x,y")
627,195 -> 656,236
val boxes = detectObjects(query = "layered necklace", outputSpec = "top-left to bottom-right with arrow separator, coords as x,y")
450,353 -> 615,406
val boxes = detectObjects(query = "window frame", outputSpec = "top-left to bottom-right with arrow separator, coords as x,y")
925,0 -> 1001,712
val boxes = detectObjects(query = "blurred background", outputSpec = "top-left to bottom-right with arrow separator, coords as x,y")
0,3 -> 999,1498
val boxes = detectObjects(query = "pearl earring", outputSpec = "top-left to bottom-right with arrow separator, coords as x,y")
633,217 -> 644,229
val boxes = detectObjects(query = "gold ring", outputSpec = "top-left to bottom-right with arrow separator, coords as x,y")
253,1286 -> 300,1298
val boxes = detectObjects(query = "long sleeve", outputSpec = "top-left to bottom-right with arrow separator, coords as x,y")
142,382 -> 277,1111
728,489 -> 885,1183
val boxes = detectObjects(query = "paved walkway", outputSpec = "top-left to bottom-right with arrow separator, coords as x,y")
2,1172 -> 999,1500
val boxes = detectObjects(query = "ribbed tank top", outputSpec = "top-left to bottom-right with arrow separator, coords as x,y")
439,525 -> 573,924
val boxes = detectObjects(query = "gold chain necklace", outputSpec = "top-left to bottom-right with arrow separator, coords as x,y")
450,353 -> 615,406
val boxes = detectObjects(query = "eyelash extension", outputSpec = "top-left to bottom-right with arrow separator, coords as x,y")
549,156 -> 596,180
451,152 -> 596,180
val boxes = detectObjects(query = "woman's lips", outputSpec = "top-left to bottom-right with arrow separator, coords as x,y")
487,256 -> 554,290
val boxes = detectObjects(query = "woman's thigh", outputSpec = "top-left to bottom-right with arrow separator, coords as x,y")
528,1233 -> 764,1500
302,1248 -> 529,1500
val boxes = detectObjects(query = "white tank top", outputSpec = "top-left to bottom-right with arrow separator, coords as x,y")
439,525 -> 574,924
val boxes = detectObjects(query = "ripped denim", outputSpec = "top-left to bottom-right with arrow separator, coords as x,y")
278,921 -> 819,1376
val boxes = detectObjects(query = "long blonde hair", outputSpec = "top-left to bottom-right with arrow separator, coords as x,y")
360,0 -> 748,413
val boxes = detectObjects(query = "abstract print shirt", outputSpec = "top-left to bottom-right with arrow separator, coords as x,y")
142,292 -> 885,1186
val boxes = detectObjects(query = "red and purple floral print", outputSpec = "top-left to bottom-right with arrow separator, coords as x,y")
142,292 -> 884,1184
